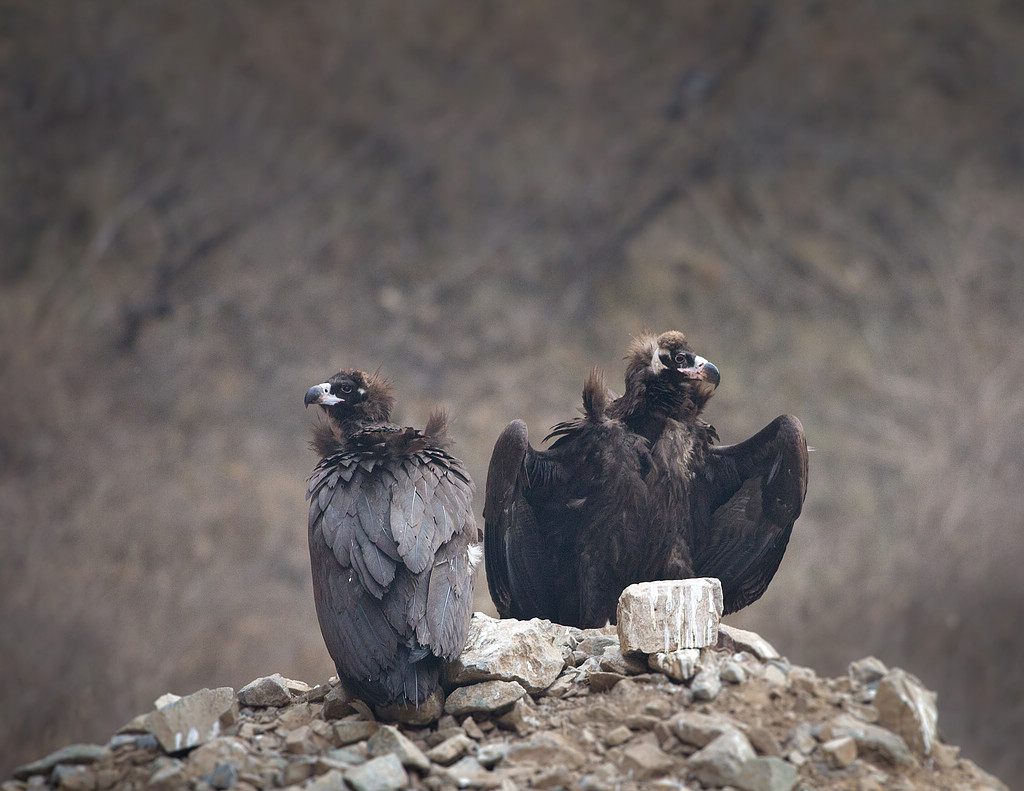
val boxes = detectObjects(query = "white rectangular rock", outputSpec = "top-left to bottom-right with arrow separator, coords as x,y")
617,578 -> 723,654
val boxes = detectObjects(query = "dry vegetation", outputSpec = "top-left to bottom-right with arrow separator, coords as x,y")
2,1 -> 1022,786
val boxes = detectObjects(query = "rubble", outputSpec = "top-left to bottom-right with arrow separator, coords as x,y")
6,604 -> 1009,791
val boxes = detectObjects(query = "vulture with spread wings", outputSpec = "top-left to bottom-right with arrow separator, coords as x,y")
305,370 -> 480,707
485,331 -> 808,628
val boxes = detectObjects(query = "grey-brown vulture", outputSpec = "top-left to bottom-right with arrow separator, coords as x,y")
305,370 -> 480,706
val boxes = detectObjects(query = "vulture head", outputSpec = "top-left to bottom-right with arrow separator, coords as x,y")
304,369 -> 394,425
619,331 -> 720,423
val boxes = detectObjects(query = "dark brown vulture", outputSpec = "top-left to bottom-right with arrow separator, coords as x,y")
484,331 -> 808,628
304,370 -> 480,706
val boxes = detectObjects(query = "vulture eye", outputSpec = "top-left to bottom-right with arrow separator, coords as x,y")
337,384 -> 353,394
675,351 -> 693,366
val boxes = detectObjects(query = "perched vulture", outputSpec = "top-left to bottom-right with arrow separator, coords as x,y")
485,331 -> 808,628
304,370 -> 480,706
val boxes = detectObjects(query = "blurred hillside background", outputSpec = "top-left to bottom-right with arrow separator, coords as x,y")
2,1 -> 1023,785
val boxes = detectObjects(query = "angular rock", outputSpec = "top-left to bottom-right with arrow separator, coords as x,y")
670,711 -> 741,747
617,578 -> 723,654
187,736 -> 250,777
344,753 -> 407,791
587,671 -> 626,692
147,758 -> 187,791
691,667 -> 722,701
686,729 -> 756,787
848,656 -> 889,686
443,756 -> 501,789
825,713 -> 914,767
49,764 -> 95,791
13,744 -> 108,780
444,679 -> 525,716
735,756 -> 798,791
476,742 -> 508,769
444,613 -> 570,693
284,725 -> 313,754
598,645 -> 648,676
237,674 -> 292,707
604,725 -> 633,748
507,732 -> 586,768
145,688 -> 238,754
721,660 -> 747,684
306,768 -> 347,791
495,697 -> 542,736
617,741 -> 676,780
874,668 -> 938,756
821,736 -> 858,769
332,719 -> 379,746
717,624 -> 780,661
366,725 -> 431,771
321,685 -> 356,719
425,733 -> 475,766
649,648 -> 701,682
375,685 -> 444,726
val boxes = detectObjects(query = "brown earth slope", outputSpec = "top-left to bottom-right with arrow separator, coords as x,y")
2,1 -> 1023,786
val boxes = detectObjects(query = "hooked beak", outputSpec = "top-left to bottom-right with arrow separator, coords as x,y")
680,356 -> 721,389
304,382 -> 342,408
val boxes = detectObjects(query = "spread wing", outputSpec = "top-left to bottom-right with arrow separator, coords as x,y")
484,417 -> 653,627
483,420 -> 566,621
307,446 -> 477,706
695,415 -> 808,615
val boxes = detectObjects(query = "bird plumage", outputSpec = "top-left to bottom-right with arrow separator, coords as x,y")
484,331 -> 808,627
305,370 -> 479,706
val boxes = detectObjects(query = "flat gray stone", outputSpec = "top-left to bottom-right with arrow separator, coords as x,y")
874,668 -> 938,756
424,733 -> 475,766
617,741 -> 677,780
344,753 -> 407,791
443,756 -> 501,789
50,764 -> 96,791
444,679 -> 526,716
686,728 -> 756,787
366,724 -> 431,771
735,756 -> 799,791
145,688 -> 238,754
617,578 -> 723,654
237,673 -> 292,707
507,731 -> 586,768
13,744 -> 108,780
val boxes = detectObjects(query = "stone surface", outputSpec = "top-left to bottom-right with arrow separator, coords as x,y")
332,720 -> 379,745
343,753 -> 407,791
718,623 -> 781,661
424,733 -> 475,766
874,668 -> 938,756
443,756 -> 500,789
821,735 -> 858,768
735,756 -> 799,791
13,744 -> 108,780
366,724 -> 430,771
444,679 -> 526,716
444,613 -> 570,692
686,728 -> 757,787
670,711 -> 741,747
321,686 -> 355,719
507,732 -> 586,768
648,648 -> 701,682
617,578 -> 723,654
187,736 -> 250,777
849,656 -> 889,686
617,741 -> 676,780
145,688 -> 238,754
691,667 -> 723,701
237,673 -> 292,707
825,713 -> 915,767
50,764 -> 95,791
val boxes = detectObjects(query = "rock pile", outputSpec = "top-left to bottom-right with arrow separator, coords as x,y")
6,583 -> 1007,791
